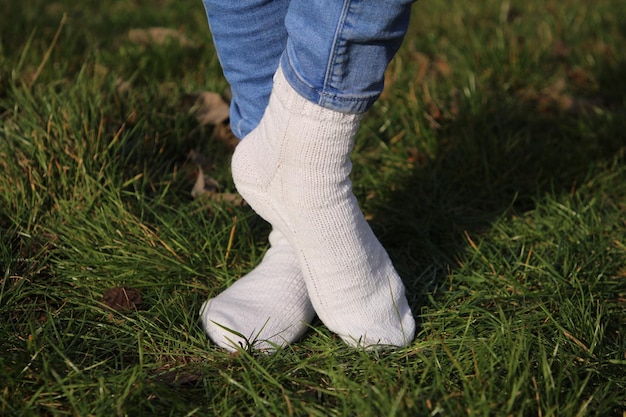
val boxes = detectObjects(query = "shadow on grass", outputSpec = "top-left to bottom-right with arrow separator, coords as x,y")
379,56 -> 626,311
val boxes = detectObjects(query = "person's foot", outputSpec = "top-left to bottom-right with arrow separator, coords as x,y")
200,229 -> 315,352
230,66 -> 415,348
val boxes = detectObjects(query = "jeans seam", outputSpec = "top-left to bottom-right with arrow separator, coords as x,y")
323,0 -> 352,96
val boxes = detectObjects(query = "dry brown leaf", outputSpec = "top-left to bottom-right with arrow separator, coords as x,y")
115,78 -> 132,95
592,41 -> 615,60
412,52 -> 454,82
190,166 -> 244,205
412,52 -> 431,85
433,56 -> 452,78
561,96 -> 599,114
155,370 -> 202,387
101,287 -> 142,312
208,192 -> 244,205
182,91 -> 230,126
128,27 -> 195,47
519,78 -> 601,115
191,166 -> 219,198
567,67 -> 596,89
421,84 -> 443,129
551,41 -> 570,60
181,91 -> 239,149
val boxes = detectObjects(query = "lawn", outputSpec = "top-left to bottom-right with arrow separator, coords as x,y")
1,0 -> 625,415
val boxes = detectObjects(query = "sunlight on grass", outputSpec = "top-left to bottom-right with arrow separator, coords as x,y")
1,0 -> 625,415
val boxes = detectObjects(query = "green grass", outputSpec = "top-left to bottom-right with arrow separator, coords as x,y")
1,0 -> 625,415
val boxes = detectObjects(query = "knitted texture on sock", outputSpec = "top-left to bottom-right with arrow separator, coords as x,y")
200,229 -> 315,352
231,67 -> 415,347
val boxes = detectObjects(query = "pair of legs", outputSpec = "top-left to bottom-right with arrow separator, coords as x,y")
200,0 -> 416,351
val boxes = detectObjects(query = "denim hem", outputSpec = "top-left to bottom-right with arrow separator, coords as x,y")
280,53 -> 379,115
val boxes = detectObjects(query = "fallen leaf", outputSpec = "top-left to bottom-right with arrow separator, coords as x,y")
518,78 -> 601,115
181,91 -> 230,126
410,52 -> 453,85
190,166 -> 243,205
115,78 -> 132,94
128,27 -> 195,47
181,90 -> 239,150
592,41 -> 615,60
412,52 -> 431,86
155,370 -> 203,387
551,41 -> 570,60
566,67 -> 596,89
101,287 -> 142,312
191,165 -> 219,198
214,192 -> 245,205
188,150 -> 244,205
432,56 -> 452,78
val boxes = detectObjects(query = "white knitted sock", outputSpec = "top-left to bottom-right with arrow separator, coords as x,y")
200,229 -> 315,352
231,67 -> 415,348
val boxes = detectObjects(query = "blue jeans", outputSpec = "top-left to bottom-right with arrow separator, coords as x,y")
202,0 -> 414,139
